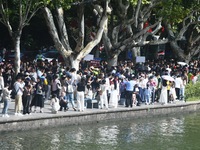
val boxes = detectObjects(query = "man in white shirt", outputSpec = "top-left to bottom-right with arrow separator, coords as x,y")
174,75 -> 183,100
14,76 -> 24,116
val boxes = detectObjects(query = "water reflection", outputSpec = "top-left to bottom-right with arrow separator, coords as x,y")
97,125 -> 119,145
1,113 -> 200,150
49,131 -> 60,150
159,117 -> 185,137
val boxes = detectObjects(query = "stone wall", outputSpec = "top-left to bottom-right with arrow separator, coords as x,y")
0,102 -> 200,132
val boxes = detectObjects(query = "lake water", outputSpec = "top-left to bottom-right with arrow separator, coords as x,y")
1,112 -> 200,150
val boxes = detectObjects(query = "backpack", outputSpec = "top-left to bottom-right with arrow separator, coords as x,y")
10,83 -> 19,99
66,82 -> 73,93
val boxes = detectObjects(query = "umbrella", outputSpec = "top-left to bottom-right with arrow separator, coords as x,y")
177,62 -> 188,66
162,75 -> 174,81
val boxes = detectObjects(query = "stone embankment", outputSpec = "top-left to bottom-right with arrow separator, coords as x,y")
0,100 -> 200,132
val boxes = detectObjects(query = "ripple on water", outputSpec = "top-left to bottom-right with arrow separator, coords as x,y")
1,112 -> 200,150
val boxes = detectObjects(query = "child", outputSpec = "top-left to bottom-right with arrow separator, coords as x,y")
169,82 -> 176,103
50,94 -> 60,114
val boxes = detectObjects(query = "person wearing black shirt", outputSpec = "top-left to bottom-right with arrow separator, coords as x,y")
76,77 -> 86,112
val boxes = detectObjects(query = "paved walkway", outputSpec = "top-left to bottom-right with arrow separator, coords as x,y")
0,99 -> 187,122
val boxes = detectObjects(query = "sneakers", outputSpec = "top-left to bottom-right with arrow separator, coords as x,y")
73,107 -> 77,111
5,114 -> 9,117
2,114 -> 9,117
17,113 -> 24,116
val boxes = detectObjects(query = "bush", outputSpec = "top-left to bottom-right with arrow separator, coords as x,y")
185,82 -> 200,101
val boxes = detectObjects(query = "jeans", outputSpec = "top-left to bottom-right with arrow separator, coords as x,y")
2,99 -> 9,114
66,93 -> 75,108
180,88 -> 185,100
145,88 -> 151,104
139,88 -> 145,102
45,85 -> 51,100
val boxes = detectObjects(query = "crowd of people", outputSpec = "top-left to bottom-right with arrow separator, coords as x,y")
0,58 -> 199,118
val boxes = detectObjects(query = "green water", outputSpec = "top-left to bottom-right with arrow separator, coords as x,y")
1,112 -> 200,150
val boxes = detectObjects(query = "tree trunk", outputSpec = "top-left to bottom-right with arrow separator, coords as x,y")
170,41 -> 187,61
70,57 -> 80,71
13,36 -> 21,75
108,54 -> 118,67
132,47 -> 141,59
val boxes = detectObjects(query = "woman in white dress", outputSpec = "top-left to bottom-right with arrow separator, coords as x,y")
109,76 -> 119,108
99,80 -> 108,109
159,79 -> 168,105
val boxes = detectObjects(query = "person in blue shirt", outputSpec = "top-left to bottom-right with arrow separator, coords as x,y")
124,75 -> 137,107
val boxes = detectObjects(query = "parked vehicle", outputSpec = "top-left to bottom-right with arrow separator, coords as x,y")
41,50 -> 63,62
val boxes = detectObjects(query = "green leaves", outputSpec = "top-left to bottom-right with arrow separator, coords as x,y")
185,82 -> 200,101
129,0 -> 151,6
157,0 -> 197,24
43,0 -> 75,9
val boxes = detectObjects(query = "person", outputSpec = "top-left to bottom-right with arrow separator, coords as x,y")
14,75 -> 24,116
99,79 -> 108,109
174,75 -> 182,100
22,83 -> 33,115
169,81 -> 176,103
35,50 -> 45,61
138,74 -> 148,103
65,75 -> 76,111
50,94 -> 60,114
0,67 -> 4,101
84,84 -> 93,108
109,76 -> 119,108
159,79 -> 168,105
148,76 -> 156,104
31,78 -> 44,113
145,83 -> 152,105
2,83 -> 11,117
124,76 -> 136,108
51,74 -> 61,98
180,76 -> 187,101
59,91 -> 68,112
69,68 -> 77,100
155,73 -> 162,102
133,84 -> 142,106
76,77 -> 86,112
